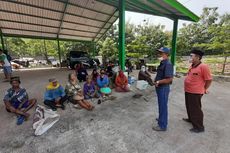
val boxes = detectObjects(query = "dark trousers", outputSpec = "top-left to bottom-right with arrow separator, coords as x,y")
185,92 -> 204,130
156,86 -> 170,129
44,95 -> 68,110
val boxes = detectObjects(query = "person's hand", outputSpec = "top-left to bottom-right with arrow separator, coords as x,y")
55,97 -> 61,103
155,81 -> 159,87
205,89 -> 209,94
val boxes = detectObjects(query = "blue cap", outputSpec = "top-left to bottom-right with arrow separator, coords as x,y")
157,47 -> 170,54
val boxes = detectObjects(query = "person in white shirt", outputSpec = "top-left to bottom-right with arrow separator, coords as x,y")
0,49 -> 12,82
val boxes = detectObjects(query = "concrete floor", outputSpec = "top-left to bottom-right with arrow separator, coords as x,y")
0,68 -> 230,153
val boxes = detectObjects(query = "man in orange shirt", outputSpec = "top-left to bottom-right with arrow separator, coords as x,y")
184,49 -> 212,133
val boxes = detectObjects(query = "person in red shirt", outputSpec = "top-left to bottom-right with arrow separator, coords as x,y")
115,70 -> 130,92
183,49 -> 212,133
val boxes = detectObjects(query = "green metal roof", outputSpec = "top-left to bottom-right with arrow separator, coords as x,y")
0,0 -> 199,42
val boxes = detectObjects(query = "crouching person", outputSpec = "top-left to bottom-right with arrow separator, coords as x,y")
4,76 -> 37,125
83,76 -> 100,100
115,70 -> 130,92
65,73 -> 94,111
44,78 -> 67,111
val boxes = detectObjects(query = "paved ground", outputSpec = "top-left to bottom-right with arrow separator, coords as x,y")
0,68 -> 230,153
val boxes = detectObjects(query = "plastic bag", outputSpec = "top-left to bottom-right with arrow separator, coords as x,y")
136,80 -> 148,90
33,105 -> 60,136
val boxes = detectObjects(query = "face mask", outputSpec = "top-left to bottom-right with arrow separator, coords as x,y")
141,67 -> 145,72
158,57 -> 164,61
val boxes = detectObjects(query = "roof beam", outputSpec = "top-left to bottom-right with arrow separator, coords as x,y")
54,0 -> 118,17
94,9 -> 118,41
1,27 -> 98,39
57,0 -> 69,38
3,33 -> 92,42
0,19 -> 103,34
0,10 -> 107,29
0,0 -> 113,24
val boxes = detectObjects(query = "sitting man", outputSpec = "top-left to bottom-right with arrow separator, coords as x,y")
3,76 -> 37,125
115,70 -> 130,92
138,65 -> 154,86
44,78 -> 67,111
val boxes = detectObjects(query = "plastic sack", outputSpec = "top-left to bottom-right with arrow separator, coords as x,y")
128,76 -> 136,84
136,80 -> 148,90
33,105 -> 60,136
112,66 -> 120,73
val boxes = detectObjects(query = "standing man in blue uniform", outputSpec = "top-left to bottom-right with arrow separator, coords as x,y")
152,47 -> 174,131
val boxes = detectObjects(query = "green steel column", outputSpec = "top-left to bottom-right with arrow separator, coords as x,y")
171,19 -> 178,74
0,30 -> 5,50
93,42 -> 96,58
118,0 -> 126,71
57,39 -> 62,68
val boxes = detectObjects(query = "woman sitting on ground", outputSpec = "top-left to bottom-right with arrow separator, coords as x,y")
91,68 -> 99,84
83,76 -> 100,99
77,63 -> 88,82
65,73 -> 94,111
4,76 -> 37,125
115,70 -> 130,92
96,69 -> 111,97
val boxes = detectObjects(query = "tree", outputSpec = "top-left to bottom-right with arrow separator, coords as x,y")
177,7 -> 220,55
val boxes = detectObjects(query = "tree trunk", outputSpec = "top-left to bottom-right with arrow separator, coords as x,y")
222,56 -> 227,75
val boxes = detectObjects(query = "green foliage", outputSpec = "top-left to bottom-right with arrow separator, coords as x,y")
177,7 -> 229,56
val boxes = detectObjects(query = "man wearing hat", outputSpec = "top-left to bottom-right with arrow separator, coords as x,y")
3,76 -> 37,125
152,47 -> 174,131
183,49 -> 212,133
44,78 -> 67,111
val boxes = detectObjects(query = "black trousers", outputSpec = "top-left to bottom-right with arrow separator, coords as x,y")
44,95 -> 68,110
185,92 -> 204,130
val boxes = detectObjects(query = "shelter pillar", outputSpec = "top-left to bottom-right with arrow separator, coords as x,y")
57,39 -> 62,68
118,0 -> 126,71
0,29 -> 5,50
171,19 -> 178,74
93,41 -> 96,58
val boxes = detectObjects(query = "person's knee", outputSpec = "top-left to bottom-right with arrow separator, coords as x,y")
30,98 -> 37,105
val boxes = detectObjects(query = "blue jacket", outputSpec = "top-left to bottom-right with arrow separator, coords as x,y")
97,75 -> 109,88
44,84 -> 65,100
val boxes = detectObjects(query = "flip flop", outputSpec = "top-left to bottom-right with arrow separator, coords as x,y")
16,115 -> 25,125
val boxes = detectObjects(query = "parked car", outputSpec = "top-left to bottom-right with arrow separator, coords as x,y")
66,51 -> 98,69
48,57 -> 59,67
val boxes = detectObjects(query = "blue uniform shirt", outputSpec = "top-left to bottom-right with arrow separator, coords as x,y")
155,59 -> 173,86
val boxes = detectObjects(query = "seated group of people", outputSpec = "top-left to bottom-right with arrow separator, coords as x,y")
3,67 -> 130,125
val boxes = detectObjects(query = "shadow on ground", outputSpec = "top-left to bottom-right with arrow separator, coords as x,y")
0,68 -> 230,153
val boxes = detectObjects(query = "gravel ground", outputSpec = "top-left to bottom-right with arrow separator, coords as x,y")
0,68 -> 229,153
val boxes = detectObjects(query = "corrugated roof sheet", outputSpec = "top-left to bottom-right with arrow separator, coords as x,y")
0,0 -> 199,42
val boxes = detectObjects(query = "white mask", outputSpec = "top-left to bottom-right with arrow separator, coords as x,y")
141,66 -> 145,72
158,57 -> 164,61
